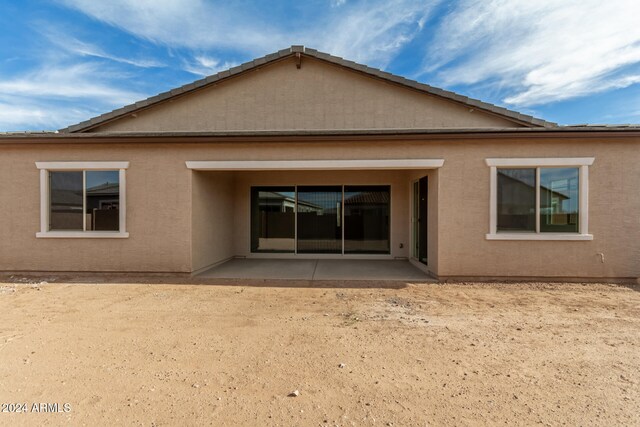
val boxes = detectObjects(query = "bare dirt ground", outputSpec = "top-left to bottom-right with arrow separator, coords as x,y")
0,279 -> 638,426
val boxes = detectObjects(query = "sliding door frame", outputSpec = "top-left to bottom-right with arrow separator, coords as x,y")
249,183 -> 392,258
410,175 -> 428,266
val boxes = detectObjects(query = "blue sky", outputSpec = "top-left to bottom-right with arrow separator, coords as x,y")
1,0 -> 639,131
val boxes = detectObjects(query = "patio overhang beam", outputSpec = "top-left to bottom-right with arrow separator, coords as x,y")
185,159 -> 444,171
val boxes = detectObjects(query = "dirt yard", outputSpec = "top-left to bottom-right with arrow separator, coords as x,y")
0,279 -> 638,426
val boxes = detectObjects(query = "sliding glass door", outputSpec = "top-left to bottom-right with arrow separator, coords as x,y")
251,187 -> 296,252
344,186 -> 390,254
250,185 -> 391,255
296,186 -> 342,254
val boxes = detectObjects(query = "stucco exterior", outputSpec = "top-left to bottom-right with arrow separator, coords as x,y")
91,56 -> 524,133
0,136 -> 638,280
1,47 -> 638,281
191,171 -> 235,272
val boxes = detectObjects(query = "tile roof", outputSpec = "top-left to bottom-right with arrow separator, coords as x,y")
344,191 -> 390,205
59,45 -> 558,133
86,182 -> 120,195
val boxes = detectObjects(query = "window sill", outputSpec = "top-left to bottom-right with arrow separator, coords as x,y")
486,233 -> 593,241
36,231 -> 129,239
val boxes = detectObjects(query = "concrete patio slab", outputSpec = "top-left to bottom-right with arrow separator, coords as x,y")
313,259 -> 432,281
198,258 -> 434,282
199,259 -> 317,280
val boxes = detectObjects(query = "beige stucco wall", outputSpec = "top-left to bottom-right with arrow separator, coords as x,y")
0,136 -> 638,279
0,143 -> 192,273
191,171 -> 235,272
434,137 -> 640,279
91,56 -> 523,133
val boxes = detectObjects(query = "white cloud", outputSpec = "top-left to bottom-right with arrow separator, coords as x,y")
315,0 -> 438,66
41,28 -> 164,68
425,0 -> 640,106
57,0 -> 288,53
0,101 -> 91,131
58,0 -> 435,67
182,55 -> 238,76
0,63 -> 145,105
0,62 -> 147,130
0,103 -> 49,129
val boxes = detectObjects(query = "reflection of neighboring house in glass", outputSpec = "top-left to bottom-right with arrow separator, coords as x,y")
87,182 -> 120,209
500,173 -> 569,204
257,191 -> 295,212
86,182 -> 120,231
51,189 -> 82,213
258,191 -> 321,213
343,190 -> 390,246
542,178 -> 576,213
499,173 -> 576,226
344,191 -> 390,215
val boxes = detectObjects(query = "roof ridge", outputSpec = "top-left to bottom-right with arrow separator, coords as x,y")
59,45 -> 557,133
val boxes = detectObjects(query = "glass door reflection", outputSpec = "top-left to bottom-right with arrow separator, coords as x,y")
344,185 -> 390,254
251,187 -> 296,252
296,186 -> 342,254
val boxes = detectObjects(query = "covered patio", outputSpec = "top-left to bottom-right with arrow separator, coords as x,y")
198,258 -> 435,281
188,158 -> 442,279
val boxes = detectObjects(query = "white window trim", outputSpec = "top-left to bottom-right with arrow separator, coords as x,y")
35,161 -> 129,238
485,157 -> 594,241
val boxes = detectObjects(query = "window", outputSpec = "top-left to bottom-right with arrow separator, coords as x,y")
486,158 -> 593,241
540,168 -> 579,233
497,169 -> 536,232
36,162 -> 129,238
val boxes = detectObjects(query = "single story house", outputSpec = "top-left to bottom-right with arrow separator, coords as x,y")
1,46 -> 638,281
